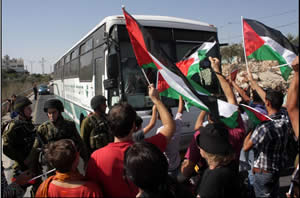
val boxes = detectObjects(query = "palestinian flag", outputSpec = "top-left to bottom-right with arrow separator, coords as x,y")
242,18 -> 298,81
123,8 -> 241,128
240,104 -> 272,129
157,40 -> 239,128
157,42 -> 217,100
123,8 -> 219,118
157,69 -> 211,100
176,41 -> 219,79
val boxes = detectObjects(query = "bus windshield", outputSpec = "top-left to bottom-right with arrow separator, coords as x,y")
116,25 -> 220,110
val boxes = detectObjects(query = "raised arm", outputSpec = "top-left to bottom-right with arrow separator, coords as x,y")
247,67 -> 266,103
194,110 -> 207,131
230,79 -> 251,103
148,84 -> 175,142
143,105 -> 157,135
286,56 -> 299,138
209,57 -> 237,105
178,95 -> 184,114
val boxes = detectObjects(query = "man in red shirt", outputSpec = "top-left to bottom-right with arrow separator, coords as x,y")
86,84 -> 175,198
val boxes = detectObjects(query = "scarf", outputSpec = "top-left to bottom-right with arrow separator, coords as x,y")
35,170 -> 85,197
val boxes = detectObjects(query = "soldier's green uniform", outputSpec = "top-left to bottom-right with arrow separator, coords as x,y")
27,116 -> 90,170
80,113 -> 113,155
2,116 -> 36,176
27,99 -> 89,172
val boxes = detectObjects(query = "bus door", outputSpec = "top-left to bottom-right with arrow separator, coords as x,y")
94,57 -> 104,96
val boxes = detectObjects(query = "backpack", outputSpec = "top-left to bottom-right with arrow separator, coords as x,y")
89,115 -> 112,150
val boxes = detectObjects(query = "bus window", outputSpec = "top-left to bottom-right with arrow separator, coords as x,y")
93,25 -> 105,48
80,43 -> 86,55
86,38 -> 93,52
79,51 -> 93,81
71,48 -> 79,60
70,58 -> 79,77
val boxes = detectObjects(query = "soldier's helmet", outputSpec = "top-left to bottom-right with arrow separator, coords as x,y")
44,99 -> 64,112
14,96 -> 32,113
90,95 -> 106,111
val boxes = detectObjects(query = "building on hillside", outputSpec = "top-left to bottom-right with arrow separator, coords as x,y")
2,55 -> 26,73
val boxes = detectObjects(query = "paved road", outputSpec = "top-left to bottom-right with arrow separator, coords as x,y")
1,93 -> 295,197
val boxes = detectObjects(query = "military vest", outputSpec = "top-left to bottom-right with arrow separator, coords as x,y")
89,114 -> 113,151
2,119 -> 36,162
40,120 -> 79,146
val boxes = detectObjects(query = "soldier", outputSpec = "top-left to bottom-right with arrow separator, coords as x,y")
26,99 -> 89,172
80,95 -> 113,155
2,96 -> 36,177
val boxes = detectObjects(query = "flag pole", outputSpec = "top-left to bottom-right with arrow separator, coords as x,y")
271,63 -> 289,68
241,16 -> 250,73
27,168 -> 56,183
141,68 -> 151,85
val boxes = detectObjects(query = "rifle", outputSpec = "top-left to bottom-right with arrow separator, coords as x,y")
35,132 -> 48,167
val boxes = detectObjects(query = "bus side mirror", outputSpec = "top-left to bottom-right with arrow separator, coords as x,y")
107,54 -> 119,79
104,79 -> 117,90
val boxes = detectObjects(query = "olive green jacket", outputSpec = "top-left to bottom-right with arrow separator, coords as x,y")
26,116 -> 89,170
80,113 -> 113,155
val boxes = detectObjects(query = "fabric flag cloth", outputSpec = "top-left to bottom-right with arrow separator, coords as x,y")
240,103 -> 272,129
242,18 -> 298,81
176,41 -> 218,79
230,68 -> 238,82
123,8 -> 218,117
157,41 -> 216,100
123,7 -> 239,128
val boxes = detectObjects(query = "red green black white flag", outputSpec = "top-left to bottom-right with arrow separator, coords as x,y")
240,103 -> 272,129
242,18 -> 298,81
123,8 -> 241,128
123,8 -> 220,118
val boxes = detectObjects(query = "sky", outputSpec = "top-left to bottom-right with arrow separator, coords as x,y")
2,0 -> 299,74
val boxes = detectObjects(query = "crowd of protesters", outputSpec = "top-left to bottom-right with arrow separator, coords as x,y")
1,56 -> 299,198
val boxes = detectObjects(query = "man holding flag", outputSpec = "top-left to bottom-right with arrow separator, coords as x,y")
243,68 -> 293,197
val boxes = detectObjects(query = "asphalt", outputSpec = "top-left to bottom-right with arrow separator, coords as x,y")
1,94 -> 295,198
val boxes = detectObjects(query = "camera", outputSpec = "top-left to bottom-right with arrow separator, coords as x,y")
199,57 -> 211,69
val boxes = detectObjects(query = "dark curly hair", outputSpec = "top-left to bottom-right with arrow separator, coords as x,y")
44,139 -> 77,173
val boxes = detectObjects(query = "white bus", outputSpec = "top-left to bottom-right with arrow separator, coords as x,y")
53,15 -> 221,150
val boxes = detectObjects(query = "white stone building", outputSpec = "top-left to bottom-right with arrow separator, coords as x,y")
2,55 -> 25,73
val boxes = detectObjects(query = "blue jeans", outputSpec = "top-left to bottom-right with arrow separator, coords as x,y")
253,171 -> 279,198
240,149 -> 255,185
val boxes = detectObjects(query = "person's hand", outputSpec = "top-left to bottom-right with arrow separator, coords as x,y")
291,56 -> 299,72
209,57 -> 221,73
14,169 -> 34,186
148,84 -> 160,102
226,75 -> 233,85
